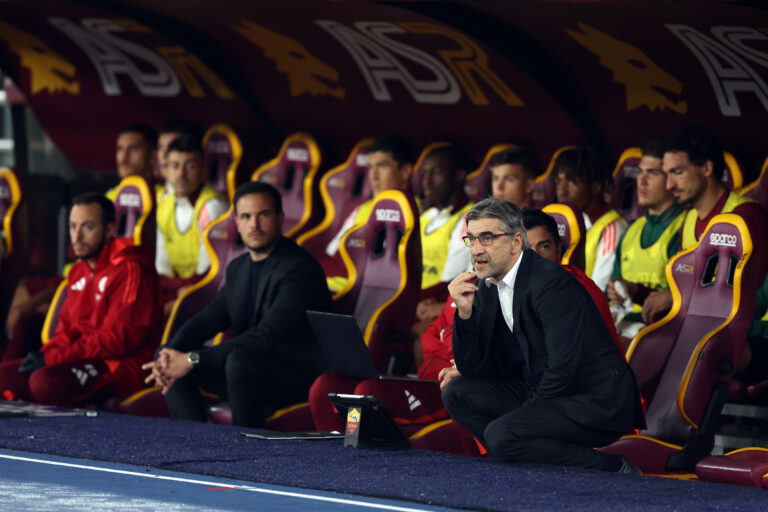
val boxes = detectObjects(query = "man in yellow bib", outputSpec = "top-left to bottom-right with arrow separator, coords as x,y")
155,120 -> 202,203
642,126 -> 768,382
606,139 -> 685,343
105,123 -> 158,201
155,135 -> 228,308
554,147 -> 627,291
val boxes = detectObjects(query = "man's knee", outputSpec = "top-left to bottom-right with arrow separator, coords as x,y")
224,350 -> 257,383
441,376 -> 468,413
28,367 -> 68,405
483,418 -> 520,461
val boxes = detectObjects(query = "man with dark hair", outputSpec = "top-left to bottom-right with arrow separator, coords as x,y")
325,134 -> 416,292
441,198 -> 644,472
144,181 -> 332,427
554,146 -> 627,291
0,193 -> 163,406
489,148 -> 542,208
605,138 -> 685,341
156,119 -> 202,200
155,134 -> 228,307
642,126 -> 768,383
106,123 -> 158,201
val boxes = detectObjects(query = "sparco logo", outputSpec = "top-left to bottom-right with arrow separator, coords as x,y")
709,232 -> 737,247
118,193 -> 140,207
286,148 -> 309,162
674,263 -> 694,274
376,209 -> 401,222
557,224 -> 566,237
356,154 -> 369,167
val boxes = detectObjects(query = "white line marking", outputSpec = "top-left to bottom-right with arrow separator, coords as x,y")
0,453 -> 437,512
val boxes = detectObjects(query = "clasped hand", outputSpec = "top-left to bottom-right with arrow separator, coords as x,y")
141,348 -> 193,395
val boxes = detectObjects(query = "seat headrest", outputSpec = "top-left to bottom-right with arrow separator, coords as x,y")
464,143 -> 516,203
113,175 -> 154,248
542,202 -> 586,271
0,167 -> 22,254
609,147 -> 643,222
203,124 -> 243,202
532,145 -> 576,208
411,141 -> 450,197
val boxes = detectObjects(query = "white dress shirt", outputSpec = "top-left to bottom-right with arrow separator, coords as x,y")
486,252 -> 524,333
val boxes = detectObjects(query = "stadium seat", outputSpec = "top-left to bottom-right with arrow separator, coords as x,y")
333,189 -> 422,374
600,213 -> 763,473
532,145 -> 576,208
542,203 -> 587,271
463,143 -> 516,203
606,147 -> 643,223
0,167 -> 27,328
113,175 -> 156,253
696,447 -> 768,488
738,156 -> 768,208
723,151 -> 744,191
296,137 -> 374,270
252,133 -> 323,239
203,123 -> 246,202
410,142 -> 450,199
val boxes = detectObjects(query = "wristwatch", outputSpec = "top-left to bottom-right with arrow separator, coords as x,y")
187,351 -> 200,367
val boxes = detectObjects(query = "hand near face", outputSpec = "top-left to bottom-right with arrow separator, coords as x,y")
448,271 -> 478,320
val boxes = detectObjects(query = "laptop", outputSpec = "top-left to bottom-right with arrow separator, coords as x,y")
306,310 -> 435,382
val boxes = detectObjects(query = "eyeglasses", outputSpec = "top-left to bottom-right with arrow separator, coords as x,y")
462,232 -> 513,247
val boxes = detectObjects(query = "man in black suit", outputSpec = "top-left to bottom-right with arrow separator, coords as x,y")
442,198 -> 645,472
143,181 -> 331,427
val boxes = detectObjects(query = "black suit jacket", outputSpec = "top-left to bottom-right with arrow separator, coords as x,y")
165,237 -> 332,374
453,249 -> 645,432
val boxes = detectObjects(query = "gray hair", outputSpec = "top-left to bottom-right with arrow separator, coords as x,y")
466,198 -> 530,250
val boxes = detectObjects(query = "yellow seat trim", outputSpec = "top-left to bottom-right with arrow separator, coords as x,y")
202,123 -> 243,203
542,203 -> 582,266
0,167 -> 22,255
408,418 -> 453,440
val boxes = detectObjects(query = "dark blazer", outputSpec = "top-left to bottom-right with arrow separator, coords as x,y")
165,237 -> 332,374
453,249 -> 645,433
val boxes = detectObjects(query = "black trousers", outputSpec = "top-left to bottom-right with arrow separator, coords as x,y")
165,350 -> 317,427
442,376 -> 624,471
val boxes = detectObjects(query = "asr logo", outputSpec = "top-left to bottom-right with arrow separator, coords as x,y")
566,23 -> 687,114
0,21 -> 80,94
233,20 -> 345,99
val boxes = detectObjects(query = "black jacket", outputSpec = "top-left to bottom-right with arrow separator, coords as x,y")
165,237 -> 332,374
453,249 -> 645,432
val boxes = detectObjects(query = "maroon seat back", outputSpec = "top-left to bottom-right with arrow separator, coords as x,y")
297,138 -> 374,260
252,133 -> 323,239
41,280 -> 68,344
113,176 -> 155,254
605,213 -> 761,471
542,203 -> 587,271
203,124 -> 246,202
532,146 -> 575,208
0,167 -> 27,325
723,151 -> 744,191
607,148 -> 644,223
463,143 -> 516,203
410,141 -> 450,199
333,190 -> 422,373
739,156 -> 768,208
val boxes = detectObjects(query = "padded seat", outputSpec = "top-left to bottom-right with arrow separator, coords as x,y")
252,133 -> 323,239
738,156 -> 768,208
203,123 -> 246,202
696,447 -> 768,488
333,190 -> 422,374
607,147 -> 643,223
463,144 -> 516,203
113,175 -> 156,253
600,213 -> 763,473
532,146 -> 576,208
296,137 -> 374,267
723,151 -> 744,191
0,167 -> 27,328
542,203 -> 587,271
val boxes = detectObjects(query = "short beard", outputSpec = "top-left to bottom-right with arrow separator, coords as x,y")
75,241 -> 105,262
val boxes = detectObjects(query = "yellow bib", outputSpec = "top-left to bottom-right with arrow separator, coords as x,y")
585,210 -> 623,279
680,191 -> 753,250
620,212 -> 685,294
157,184 -> 224,278
420,203 -> 473,289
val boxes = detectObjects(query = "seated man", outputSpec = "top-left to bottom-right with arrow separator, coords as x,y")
143,182 -> 332,427
156,119 -> 202,202
106,122 -> 158,200
554,146 -> 627,291
490,147 -> 541,208
325,134 -> 416,292
0,193 -> 163,406
642,126 -> 768,382
155,135 -> 228,307
606,138 -> 684,342
442,198 -> 645,472
414,145 -> 474,331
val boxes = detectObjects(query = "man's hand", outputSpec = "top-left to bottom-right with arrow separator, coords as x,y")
141,348 -> 194,394
18,349 -> 45,375
606,278 -> 625,305
438,360 -> 461,390
642,290 -> 673,324
448,272 -> 478,320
